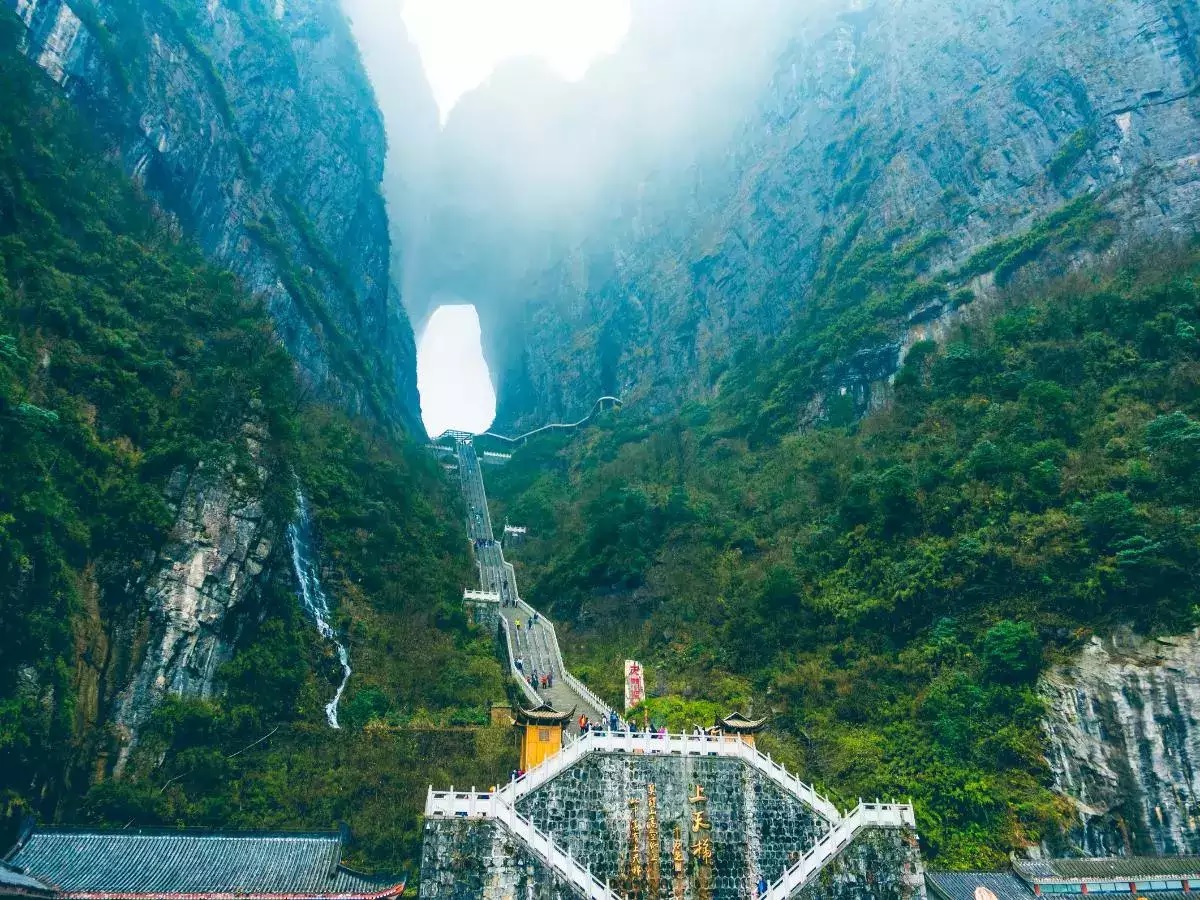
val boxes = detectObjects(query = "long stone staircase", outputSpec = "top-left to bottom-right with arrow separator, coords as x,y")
436,432 -> 918,900
455,436 -> 611,723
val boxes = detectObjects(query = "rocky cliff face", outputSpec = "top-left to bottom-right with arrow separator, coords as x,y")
9,0 -> 420,433
111,422 -> 276,773
1041,628 -> 1200,856
4,0 -> 425,756
413,0 -> 1200,430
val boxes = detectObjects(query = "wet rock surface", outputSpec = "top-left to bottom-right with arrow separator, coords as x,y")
1041,628 -> 1200,855
112,435 -> 275,771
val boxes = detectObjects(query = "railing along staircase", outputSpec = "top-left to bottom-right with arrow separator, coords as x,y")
434,424 -> 917,900
426,788 -> 619,900
426,787 -> 915,900
492,728 -> 841,822
761,801 -> 917,900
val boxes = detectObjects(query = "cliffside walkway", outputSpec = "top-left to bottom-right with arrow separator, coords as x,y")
453,436 -> 611,724
477,396 -> 623,446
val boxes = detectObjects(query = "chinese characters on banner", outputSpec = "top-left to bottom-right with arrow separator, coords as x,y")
624,659 -> 646,712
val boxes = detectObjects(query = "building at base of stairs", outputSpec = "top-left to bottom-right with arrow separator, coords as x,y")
927,857 -> 1200,900
1,826 -> 405,900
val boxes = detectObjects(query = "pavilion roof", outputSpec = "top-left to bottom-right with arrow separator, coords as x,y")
514,702 -> 573,725
926,871 -> 1033,900
4,828 -> 405,900
1014,857 -> 1200,882
0,861 -> 56,898
717,712 -> 767,733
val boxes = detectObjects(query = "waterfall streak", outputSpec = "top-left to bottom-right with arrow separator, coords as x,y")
288,489 -> 351,729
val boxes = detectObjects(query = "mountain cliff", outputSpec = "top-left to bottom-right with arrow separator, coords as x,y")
484,248 -> 1200,864
9,0 -> 421,431
0,0 -> 503,860
1043,629 -> 1200,856
412,0 -> 1200,430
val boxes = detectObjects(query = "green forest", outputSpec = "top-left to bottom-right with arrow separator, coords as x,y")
0,13 -> 506,875
4,0 -> 1200,881
486,247 -> 1200,867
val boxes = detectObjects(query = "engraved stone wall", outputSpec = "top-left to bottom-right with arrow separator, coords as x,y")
419,818 -> 579,900
796,827 -> 925,900
515,753 -> 831,900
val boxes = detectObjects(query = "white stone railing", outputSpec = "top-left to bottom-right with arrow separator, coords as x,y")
479,396 -> 623,446
761,801 -> 917,900
426,787 -> 619,900
495,729 -> 841,823
464,589 -> 501,602
424,790 -> 910,900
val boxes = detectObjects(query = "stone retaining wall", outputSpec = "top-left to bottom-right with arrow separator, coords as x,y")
515,754 -> 830,900
420,819 -> 579,900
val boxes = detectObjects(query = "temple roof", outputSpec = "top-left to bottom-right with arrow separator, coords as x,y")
514,702 -> 573,725
717,712 -> 767,733
1014,857 -> 1200,882
0,862 -> 56,898
4,828 -> 405,899
926,872 -> 1033,900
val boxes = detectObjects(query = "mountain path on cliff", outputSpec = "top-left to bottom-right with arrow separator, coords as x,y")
454,436 -> 610,724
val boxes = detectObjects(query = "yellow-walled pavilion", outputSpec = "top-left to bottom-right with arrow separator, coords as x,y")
515,702 -> 574,770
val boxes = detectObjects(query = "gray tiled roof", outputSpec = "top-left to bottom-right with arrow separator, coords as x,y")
926,871 -> 1036,900
5,829 -> 404,898
0,862 -> 55,897
1014,857 -> 1200,881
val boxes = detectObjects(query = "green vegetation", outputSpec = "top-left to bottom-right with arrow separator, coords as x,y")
0,14 -> 505,873
958,196 -> 1106,285
0,7 -> 299,823
1048,127 -> 1097,183
84,701 -> 515,875
488,248 -> 1200,866
4,0 -> 1199,877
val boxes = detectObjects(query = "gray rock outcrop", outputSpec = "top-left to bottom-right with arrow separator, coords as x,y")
9,0 -> 421,432
5,0 -> 432,755
1041,628 -> 1200,856
410,0 -> 1200,430
112,428 -> 275,772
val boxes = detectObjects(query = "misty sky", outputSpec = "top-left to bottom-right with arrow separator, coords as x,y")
418,306 -> 497,437
403,0 -> 632,121
403,0 -> 632,435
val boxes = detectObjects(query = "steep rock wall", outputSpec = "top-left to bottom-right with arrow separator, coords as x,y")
8,0 -> 421,432
3,0 -> 425,757
1041,628 -> 1200,856
415,0 -> 1200,430
110,423 -> 276,773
